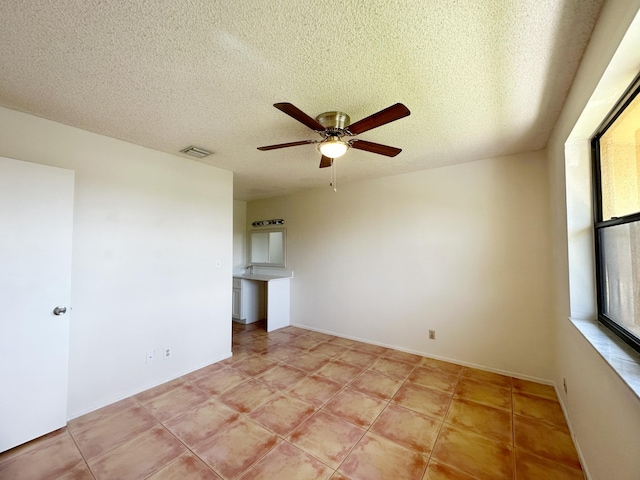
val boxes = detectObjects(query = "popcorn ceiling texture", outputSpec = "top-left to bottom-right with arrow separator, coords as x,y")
0,0 -> 603,200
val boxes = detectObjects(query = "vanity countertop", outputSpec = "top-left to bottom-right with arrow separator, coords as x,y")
233,273 -> 292,282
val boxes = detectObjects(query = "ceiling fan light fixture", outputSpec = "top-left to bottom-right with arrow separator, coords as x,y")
318,136 -> 348,158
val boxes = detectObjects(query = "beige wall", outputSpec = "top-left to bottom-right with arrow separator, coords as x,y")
248,150 -> 555,380
0,107 -> 234,418
547,1 -> 640,479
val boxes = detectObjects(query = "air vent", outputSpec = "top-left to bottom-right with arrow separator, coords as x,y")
180,146 -> 212,158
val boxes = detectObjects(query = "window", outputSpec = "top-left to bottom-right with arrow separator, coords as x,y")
591,74 -> 640,354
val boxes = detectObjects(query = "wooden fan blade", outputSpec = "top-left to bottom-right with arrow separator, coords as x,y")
319,155 -> 333,168
257,140 -> 316,151
350,139 -> 402,157
347,103 -> 410,135
274,103 -> 326,132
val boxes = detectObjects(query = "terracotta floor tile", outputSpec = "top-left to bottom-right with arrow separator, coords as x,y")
513,392 -> 566,428
349,369 -> 404,400
322,388 -> 386,428
283,352 -> 330,372
288,410 -> 365,468
419,357 -> 464,376
422,461 -> 476,480
431,424 -> 513,479
231,355 -> 279,377
339,432 -> 428,480
370,403 -> 442,455
408,366 -> 459,394
67,398 -> 139,434
369,357 -> 416,379
248,394 -> 316,437
183,363 -> 225,382
242,339 -> 272,354
194,417 -> 279,479
191,367 -> 249,395
383,349 -> 423,364
309,342 -> 348,358
266,330 -> 300,344
0,429 -> 85,480
512,378 -> 558,401
134,378 -> 186,404
234,330 -> 266,344
287,375 -> 343,407
288,335 -> 323,350
445,398 -> 513,445
336,349 -> 378,368
515,450 -> 584,480
350,342 -> 390,355
316,361 -> 364,384
330,472 -> 351,480
461,367 -> 512,389
327,336 -> 359,348
280,326 -> 309,336
454,376 -> 512,411
0,429 -> 63,466
1,324 -> 587,480
57,461 -> 95,480
304,331 -> 335,342
88,426 -> 187,480
219,351 -> 253,366
69,403 -> 158,460
256,364 -> 308,390
147,452 -> 222,479
261,344 -> 305,363
164,401 -> 240,449
514,416 -> 580,468
237,441 -> 333,480
392,382 -> 452,420
139,383 -> 209,422
218,379 -> 279,413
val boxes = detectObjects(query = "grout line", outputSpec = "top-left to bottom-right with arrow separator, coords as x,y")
64,426 -> 97,480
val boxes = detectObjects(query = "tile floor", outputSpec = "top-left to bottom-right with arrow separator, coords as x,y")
0,321 -> 584,479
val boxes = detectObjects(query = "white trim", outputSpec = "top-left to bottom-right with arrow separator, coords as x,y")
555,383 -> 592,480
290,322 -> 553,385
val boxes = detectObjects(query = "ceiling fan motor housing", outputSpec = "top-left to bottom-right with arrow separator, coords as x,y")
315,111 -> 350,131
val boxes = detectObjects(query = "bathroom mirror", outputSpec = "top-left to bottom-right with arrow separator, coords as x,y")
248,228 -> 285,267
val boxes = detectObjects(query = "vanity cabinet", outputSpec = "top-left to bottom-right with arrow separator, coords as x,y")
232,275 -> 291,331
232,278 -> 261,324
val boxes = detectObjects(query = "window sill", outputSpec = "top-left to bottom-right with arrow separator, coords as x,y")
569,317 -> 640,400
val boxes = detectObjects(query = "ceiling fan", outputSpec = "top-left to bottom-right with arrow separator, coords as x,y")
257,102 -> 411,168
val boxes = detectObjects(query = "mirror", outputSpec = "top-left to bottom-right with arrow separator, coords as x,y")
249,228 -> 285,267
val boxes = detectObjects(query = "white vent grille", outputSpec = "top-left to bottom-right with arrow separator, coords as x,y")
180,146 -> 212,158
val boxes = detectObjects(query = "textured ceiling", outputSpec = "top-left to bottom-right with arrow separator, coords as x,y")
0,0 -> 603,200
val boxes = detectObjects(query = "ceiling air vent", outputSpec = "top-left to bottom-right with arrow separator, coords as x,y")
180,146 -> 212,158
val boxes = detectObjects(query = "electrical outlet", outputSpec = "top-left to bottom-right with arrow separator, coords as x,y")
563,377 -> 567,394
429,330 -> 436,340
146,349 -> 155,364
164,348 -> 171,359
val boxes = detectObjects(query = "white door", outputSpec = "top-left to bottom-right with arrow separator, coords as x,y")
0,157 -> 74,452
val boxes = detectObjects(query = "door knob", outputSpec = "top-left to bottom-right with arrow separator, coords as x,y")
53,306 -> 67,316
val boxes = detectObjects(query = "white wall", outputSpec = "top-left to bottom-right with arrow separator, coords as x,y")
248,150 -> 554,380
547,2 -> 640,479
0,107 -> 233,418
233,199 -> 247,271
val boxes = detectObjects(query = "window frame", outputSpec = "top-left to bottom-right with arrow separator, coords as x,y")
590,73 -> 640,354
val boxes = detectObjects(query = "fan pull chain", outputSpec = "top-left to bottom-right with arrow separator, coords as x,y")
330,159 -> 337,192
